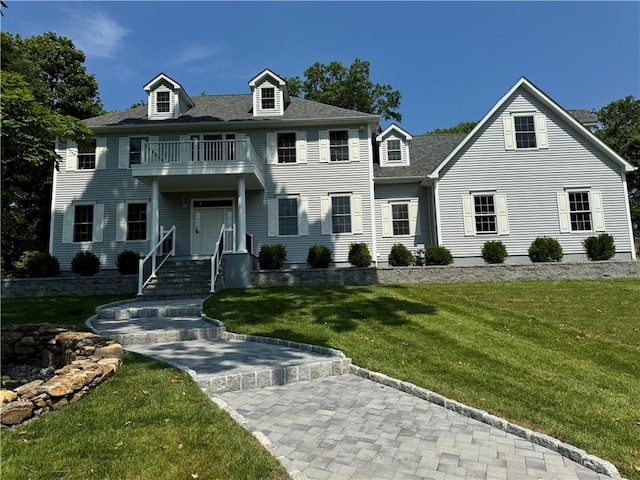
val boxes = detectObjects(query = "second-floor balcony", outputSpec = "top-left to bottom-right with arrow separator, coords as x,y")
132,138 -> 265,191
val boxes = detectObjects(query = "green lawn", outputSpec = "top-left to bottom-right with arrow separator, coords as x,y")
204,279 -> 640,480
1,296 -> 288,480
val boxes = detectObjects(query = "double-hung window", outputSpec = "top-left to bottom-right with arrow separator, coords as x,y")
381,201 -> 419,238
129,137 -> 148,166
557,190 -> 605,233
321,194 -> 362,235
156,91 -> 170,113
462,193 -> 509,236
277,133 -> 297,163
261,87 -> 275,109
331,196 -> 352,233
78,139 -> 97,170
387,139 -> 402,162
514,115 -> 537,149
392,204 -> 410,235
278,198 -> 298,236
127,203 -> 147,240
73,205 -> 94,242
329,131 -> 349,162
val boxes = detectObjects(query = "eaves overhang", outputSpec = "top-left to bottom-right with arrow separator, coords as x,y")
374,175 -> 425,185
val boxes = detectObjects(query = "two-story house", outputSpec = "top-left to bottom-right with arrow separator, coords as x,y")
49,71 -> 636,292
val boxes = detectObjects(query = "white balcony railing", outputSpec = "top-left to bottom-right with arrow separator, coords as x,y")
142,139 -> 259,167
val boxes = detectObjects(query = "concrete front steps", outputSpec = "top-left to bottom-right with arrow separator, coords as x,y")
142,260 -> 213,298
89,299 -> 351,395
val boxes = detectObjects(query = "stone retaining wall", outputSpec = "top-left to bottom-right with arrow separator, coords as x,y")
0,324 -> 124,426
1,274 -> 137,298
251,261 -> 640,287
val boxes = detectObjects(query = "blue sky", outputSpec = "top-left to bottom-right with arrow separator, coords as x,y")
3,1 -> 639,133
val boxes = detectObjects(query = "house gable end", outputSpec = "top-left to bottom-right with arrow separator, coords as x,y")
377,124 -> 413,167
249,68 -> 290,117
144,73 -> 194,121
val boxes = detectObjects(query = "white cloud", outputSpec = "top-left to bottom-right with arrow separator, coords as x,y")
170,44 -> 218,68
62,9 -> 127,59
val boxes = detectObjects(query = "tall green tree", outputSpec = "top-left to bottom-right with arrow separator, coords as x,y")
594,96 -> 640,235
1,32 -> 98,270
285,59 -> 402,122
427,121 -> 478,135
1,31 -> 102,119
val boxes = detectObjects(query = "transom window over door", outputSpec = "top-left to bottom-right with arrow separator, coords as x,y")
568,191 -> 592,231
514,115 -> 537,149
330,131 -> 349,162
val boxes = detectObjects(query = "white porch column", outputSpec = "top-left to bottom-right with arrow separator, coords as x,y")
150,178 -> 160,247
237,175 -> 247,253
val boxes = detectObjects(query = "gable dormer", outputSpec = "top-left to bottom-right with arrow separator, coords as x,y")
143,73 -> 194,120
377,124 -> 412,166
249,69 -> 290,117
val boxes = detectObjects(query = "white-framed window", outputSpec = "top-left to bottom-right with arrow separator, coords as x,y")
387,139 -> 402,162
329,130 -> 349,162
321,194 -> 363,235
129,136 -> 148,166
77,139 -> 97,170
277,132 -> 296,163
462,193 -> 509,236
156,91 -> 170,113
267,196 -> 308,237
503,113 -> 548,150
381,201 -> 419,238
319,129 -> 360,163
557,190 -> 605,233
127,203 -> 147,240
261,87 -> 275,109
63,203 -> 104,244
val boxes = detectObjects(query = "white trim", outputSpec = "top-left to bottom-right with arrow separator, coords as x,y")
621,166 -> 637,260
49,162 -> 59,253
96,137 -> 108,170
66,140 -> 78,171
367,124 -> 378,266
189,196 -> 236,254
434,179 -> 443,245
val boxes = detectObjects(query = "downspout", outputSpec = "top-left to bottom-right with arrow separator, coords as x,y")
433,177 -> 443,246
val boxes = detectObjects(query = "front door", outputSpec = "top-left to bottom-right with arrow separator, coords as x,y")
192,207 -> 225,255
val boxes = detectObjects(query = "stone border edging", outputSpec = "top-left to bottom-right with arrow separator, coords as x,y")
348,364 -> 621,479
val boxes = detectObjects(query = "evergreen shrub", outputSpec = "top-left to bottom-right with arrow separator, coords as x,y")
348,243 -> 372,267
307,245 -> 332,268
258,244 -> 287,270
583,233 -> 616,261
388,243 -> 414,266
71,251 -> 100,276
424,245 -> 454,265
116,250 -> 140,275
481,240 -> 508,264
528,237 -> 563,262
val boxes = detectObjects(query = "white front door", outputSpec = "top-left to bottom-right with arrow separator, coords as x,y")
192,208 -> 225,255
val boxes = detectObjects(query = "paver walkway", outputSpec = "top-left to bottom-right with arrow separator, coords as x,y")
90,299 -> 617,480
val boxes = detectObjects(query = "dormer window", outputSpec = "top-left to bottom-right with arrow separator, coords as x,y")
156,91 -> 170,113
261,88 -> 275,109
387,139 -> 402,162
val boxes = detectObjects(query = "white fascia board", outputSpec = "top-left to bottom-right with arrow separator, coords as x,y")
374,176 -> 425,184
376,124 -> 413,142
144,73 -> 183,92
248,68 -> 287,88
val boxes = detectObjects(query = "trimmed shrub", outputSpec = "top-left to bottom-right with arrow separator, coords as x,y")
388,243 -> 414,267
71,251 -> 100,276
481,240 -> 508,264
583,233 -> 616,261
307,245 -> 332,268
116,250 -> 140,275
348,243 -> 372,267
424,245 -> 454,265
528,237 -> 563,262
12,251 -> 60,278
258,244 -> 287,270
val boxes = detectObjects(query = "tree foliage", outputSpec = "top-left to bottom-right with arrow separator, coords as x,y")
1,32 -> 96,271
1,31 -> 102,119
594,96 -> 640,233
427,121 -> 478,135
285,58 -> 402,122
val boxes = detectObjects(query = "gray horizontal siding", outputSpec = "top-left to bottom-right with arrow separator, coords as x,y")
437,90 -> 633,260
374,183 -> 431,265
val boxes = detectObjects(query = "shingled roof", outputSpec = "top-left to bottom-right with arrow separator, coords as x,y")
373,133 -> 466,179
83,94 -> 378,128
